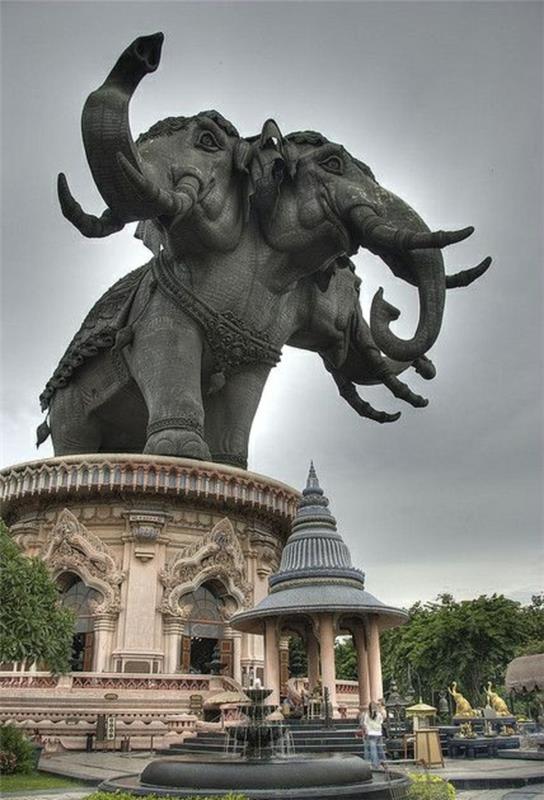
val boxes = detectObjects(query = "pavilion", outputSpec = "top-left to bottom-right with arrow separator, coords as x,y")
231,464 -> 408,713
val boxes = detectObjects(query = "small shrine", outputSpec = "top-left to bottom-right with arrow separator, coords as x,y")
231,464 -> 407,712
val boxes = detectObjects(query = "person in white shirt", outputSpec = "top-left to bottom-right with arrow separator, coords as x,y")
359,701 -> 385,768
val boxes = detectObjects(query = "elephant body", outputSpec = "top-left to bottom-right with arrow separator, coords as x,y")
41,33 -> 491,467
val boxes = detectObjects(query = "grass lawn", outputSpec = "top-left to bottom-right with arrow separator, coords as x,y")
0,770 -> 86,792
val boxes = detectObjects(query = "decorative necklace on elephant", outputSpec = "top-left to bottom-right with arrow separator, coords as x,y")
152,251 -> 282,393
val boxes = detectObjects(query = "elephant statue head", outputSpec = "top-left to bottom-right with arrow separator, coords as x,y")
255,127 -> 491,362
58,33 -> 251,257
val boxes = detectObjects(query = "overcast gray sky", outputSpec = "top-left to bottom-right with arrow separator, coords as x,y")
1,1 -> 542,608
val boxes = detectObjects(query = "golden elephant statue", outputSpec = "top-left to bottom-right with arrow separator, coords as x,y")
485,682 -> 510,716
448,682 -> 475,717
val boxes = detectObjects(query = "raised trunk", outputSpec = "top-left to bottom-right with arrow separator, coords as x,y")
81,33 -> 164,221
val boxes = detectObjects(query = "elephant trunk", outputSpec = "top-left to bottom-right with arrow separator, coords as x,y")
81,33 -> 171,222
349,197 -> 450,362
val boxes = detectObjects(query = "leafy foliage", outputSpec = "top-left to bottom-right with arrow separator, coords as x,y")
0,521 -> 74,673
408,773 -> 455,800
335,637 -> 358,680
381,593 -> 544,704
0,725 -> 35,774
288,636 -> 307,677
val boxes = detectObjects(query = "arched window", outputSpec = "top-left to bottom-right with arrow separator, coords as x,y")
179,583 -> 230,675
58,573 -> 100,670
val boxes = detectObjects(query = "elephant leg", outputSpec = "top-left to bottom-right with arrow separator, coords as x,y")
204,364 -> 271,470
49,383 -> 102,455
127,297 -> 211,460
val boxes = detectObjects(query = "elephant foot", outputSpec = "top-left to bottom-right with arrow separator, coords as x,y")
211,452 -> 248,470
144,428 -> 211,460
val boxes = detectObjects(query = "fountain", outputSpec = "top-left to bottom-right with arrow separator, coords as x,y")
100,687 -> 410,798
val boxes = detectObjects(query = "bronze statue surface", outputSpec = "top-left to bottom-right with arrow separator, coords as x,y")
40,33 -> 491,469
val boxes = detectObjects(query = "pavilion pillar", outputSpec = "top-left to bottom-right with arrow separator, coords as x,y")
279,635 -> 290,695
318,613 -> 337,712
353,621 -> 370,711
367,615 -> 383,703
264,619 -> 280,706
306,629 -> 320,692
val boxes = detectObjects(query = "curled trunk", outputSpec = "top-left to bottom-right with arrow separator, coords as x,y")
350,193 -> 448,362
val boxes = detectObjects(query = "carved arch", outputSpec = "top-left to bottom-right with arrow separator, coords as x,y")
160,517 -> 253,618
41,508 -> 125,616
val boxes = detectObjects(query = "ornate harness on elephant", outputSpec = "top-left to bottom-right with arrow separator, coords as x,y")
39,253 -> 281,419
152,251 -> 281,386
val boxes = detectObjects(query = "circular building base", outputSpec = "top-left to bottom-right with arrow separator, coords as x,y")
100,753 -> 410,799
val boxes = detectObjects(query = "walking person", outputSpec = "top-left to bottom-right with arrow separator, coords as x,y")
359,701 -> 386,769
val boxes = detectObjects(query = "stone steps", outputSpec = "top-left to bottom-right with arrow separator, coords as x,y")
162,723 -> 365,757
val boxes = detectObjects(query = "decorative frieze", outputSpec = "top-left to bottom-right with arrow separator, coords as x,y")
0,455 -> 299,534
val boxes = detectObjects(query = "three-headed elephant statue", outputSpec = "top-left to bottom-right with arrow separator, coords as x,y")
39,33 -> 491,469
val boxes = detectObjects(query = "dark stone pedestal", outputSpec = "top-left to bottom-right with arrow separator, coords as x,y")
100,753 -> 410,799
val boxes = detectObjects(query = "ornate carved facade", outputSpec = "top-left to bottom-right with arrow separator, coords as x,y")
0,455 -> 295,680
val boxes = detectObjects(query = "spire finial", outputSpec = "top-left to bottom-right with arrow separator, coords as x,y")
305,460 -> 322,494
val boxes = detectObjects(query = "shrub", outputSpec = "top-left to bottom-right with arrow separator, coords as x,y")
0,725 -> 35,775
408,773 -> 455,800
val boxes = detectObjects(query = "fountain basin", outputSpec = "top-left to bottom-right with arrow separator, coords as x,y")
100,752 -> 410,798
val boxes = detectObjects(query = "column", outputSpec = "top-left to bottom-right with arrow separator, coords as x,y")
163,618 -> 184,674
367,615 -> 383,703
224,626 -> 242,684
232,631 -> 242,685
93,615 -> 116,673
318,613 -> 337,713
306,629 -> 320,691
264,619 -> 280,706
353,622 -> 370,711
279,635 -> 290,695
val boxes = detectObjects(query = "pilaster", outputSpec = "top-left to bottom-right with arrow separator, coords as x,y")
163,618 -> 184,674
93,615 -> 116,673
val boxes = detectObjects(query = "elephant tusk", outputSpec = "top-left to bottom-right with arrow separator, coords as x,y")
57,173 -> 125,238
351,205 -> 474,252
446,256 -> 492,288
116,153 -> 196,220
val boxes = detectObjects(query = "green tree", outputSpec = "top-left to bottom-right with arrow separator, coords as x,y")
0,521 -> 74,673
335,637 -> 357,680
516,594 -> 544,656
288,636 -> 307,677
381,593 -> 542,705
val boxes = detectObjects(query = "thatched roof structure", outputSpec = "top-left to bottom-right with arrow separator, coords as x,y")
505,654 -> 544,693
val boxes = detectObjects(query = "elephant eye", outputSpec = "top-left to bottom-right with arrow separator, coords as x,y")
320,155 -> 344,175
197,130 -> 222,152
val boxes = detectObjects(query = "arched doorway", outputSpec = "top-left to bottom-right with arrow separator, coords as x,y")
58,573 -> 101,672
181,582 -> 232,675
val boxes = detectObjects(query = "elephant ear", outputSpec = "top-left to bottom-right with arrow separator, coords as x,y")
134,220 -> 163,256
